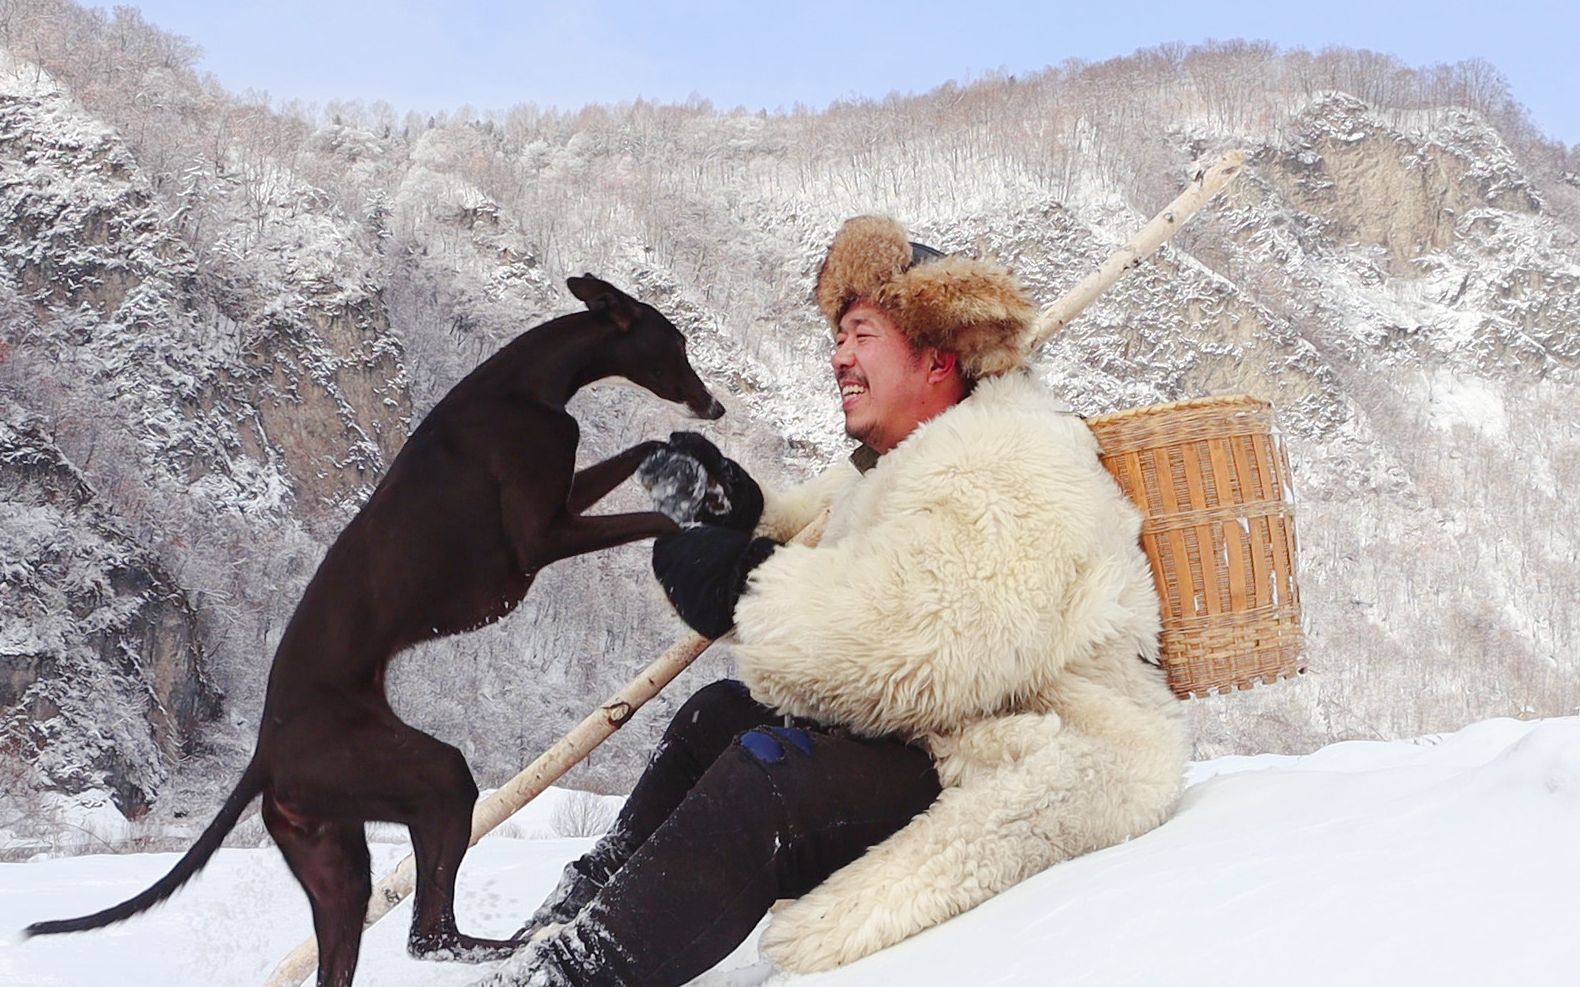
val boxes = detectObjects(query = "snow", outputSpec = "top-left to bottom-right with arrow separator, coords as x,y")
0,790 -> 137,855
1425,368 -> 1508,438
5,717 -> 1580,986
0,50 -> 66,101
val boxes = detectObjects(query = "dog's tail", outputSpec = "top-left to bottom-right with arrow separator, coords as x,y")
24,761 -> 266,937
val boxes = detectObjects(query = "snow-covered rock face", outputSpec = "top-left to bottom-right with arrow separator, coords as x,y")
1268,94 -> 1543,276
0,411 -> 218,817
0,47 -> 407,815
0,19 -> 1577,826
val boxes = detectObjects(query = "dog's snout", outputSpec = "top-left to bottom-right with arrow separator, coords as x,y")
691,396 -> 726,420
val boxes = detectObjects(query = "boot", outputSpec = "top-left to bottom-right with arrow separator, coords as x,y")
511,827 -> 634,939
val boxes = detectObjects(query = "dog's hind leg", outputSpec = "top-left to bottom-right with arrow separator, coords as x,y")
269,709 -> 523,966
390,729 -> 527,963
263,797 -> 372,987
298,712 -> 521,962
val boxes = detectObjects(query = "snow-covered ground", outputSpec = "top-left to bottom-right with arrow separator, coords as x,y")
4,717 -> 1579,986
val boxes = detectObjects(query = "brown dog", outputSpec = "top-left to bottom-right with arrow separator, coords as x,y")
26,275 -> 721,986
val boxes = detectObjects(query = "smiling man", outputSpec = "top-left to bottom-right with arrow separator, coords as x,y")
832,297 -> 965,454
479,216 -> 1189,986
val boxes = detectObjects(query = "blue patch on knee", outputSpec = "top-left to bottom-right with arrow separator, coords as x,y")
769,726 -> 813,756
739,729 -> 785,764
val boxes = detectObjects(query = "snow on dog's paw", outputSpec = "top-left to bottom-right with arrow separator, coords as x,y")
638,447 -> 724,523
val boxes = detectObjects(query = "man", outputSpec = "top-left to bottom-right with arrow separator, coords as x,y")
479,216 -> 1188,986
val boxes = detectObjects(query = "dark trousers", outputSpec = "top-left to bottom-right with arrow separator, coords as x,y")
534,679 -> 941,986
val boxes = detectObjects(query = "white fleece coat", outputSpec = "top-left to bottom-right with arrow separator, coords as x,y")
732,371 -> 1190,972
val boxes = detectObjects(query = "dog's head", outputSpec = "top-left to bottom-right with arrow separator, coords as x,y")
567,275 -> 724,420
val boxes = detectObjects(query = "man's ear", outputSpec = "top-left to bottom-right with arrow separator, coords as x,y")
566,274 -> 638,331
925,349 -> 960,384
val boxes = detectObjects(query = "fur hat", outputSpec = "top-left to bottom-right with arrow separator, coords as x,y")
814,215 -> 1037,378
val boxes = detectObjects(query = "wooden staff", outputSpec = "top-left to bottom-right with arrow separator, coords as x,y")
1026,148 -> 1246,351
263,149 -> 1246,987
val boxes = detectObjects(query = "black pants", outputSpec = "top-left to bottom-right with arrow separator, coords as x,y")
532,679 -> 941,986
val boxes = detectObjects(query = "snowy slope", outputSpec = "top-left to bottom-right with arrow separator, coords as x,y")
5,717 -> 1579,987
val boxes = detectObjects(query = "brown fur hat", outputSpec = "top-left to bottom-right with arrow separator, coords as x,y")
814,215 -> 1037,378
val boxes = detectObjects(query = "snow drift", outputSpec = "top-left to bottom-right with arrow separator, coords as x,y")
4,716 -> 1578,986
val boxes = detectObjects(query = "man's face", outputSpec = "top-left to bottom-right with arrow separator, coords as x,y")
832,301 -> 936,454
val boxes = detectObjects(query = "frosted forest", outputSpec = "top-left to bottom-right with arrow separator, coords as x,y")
1,0 -> 1577,852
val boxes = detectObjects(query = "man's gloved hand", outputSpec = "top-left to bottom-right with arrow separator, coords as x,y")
653,525 -> 779,639
638,432 -> 764,533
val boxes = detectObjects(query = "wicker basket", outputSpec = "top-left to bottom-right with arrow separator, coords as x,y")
1086,395 -> 1305,699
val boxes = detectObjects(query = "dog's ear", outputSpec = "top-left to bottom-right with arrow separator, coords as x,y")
567,274 -> 638,331
565,274 -> 610,303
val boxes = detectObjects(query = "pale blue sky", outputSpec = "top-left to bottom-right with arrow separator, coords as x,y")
88,0 -> 1579,145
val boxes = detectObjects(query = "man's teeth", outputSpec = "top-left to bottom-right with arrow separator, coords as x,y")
841,383 -> 866,396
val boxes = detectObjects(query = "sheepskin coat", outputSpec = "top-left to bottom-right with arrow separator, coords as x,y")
732,370 -> 1190,973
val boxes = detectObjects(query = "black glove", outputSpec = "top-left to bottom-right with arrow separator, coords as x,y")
653,525 -> 779,639
638,432 -> 764,534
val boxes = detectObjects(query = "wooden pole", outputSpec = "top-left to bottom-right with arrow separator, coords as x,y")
264,148 -> 1247,987
1025,149 -> 1246,353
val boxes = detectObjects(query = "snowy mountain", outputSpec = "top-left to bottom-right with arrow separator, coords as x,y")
0,2 -> 1576,838
5,716 -> 1578,985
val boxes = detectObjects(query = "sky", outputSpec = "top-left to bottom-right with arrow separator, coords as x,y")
82,0 -> 1580,145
